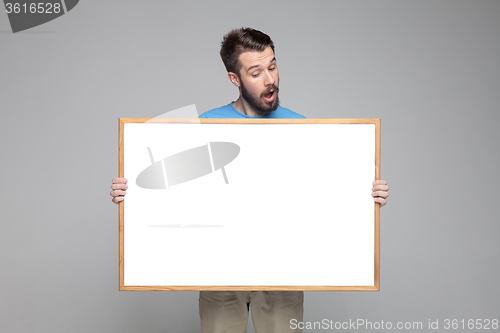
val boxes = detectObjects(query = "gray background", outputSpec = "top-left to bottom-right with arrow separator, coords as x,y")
1,0 -> 499,332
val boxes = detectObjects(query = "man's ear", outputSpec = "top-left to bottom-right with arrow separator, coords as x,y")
228,72 -> 240,88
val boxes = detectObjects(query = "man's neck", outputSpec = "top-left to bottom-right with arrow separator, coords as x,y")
232,97 -> 262,117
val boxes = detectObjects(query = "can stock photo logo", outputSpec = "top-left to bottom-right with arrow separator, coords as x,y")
3,0 -> 79,33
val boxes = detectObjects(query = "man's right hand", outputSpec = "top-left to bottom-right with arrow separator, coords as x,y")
110,178 -> 128,204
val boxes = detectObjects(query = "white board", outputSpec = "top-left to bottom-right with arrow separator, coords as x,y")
119,119 -> 380,291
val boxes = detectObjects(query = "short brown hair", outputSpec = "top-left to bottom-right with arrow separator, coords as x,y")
220,27 -> 275,74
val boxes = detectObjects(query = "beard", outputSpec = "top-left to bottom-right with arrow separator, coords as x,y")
240,80 -> 280,116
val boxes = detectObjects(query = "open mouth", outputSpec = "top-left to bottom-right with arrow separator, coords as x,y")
263,90 -> 275,102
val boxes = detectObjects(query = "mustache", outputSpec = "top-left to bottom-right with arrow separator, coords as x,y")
261,85 -> 279,97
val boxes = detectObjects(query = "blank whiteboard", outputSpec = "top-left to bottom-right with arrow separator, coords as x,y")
119,118 -> 380,291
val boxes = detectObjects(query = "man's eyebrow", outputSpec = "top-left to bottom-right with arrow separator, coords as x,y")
247,57 -> 276,72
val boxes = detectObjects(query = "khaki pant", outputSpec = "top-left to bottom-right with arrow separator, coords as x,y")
199,291 -> 303,333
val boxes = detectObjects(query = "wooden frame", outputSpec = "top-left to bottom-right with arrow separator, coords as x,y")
119,118 -> 380,291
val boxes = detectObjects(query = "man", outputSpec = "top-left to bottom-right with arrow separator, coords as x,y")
198,28 -> 302,119
111,28 -> 389,333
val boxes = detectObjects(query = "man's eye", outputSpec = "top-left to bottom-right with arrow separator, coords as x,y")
252,73 -> 260,77
269,67 -> 276,71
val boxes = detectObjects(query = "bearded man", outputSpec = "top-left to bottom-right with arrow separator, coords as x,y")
111,27 -> 390,333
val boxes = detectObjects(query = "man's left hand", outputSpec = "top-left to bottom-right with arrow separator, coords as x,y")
372,180 -> 389,207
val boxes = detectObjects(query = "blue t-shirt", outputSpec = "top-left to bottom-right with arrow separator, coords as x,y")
199,102 -> 305,119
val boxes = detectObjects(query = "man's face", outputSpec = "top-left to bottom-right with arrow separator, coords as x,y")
237,46 -> 280,116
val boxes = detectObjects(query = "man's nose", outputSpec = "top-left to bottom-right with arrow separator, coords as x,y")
264,70 -> 275,86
